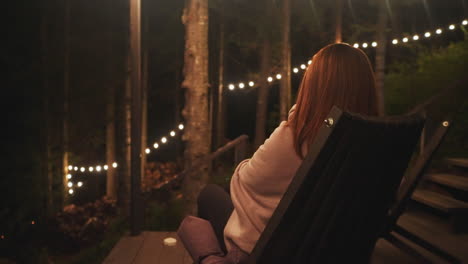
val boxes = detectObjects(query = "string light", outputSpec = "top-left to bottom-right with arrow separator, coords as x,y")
1,235 -> 4,240
463,20 -> 468,26
353,43 -> 359,48
89,166 -> 94,172
161,137 -> 167,143
153,143 -> 159,149
362,43 -> 368,48
77,181 -> 83,187
228,84 -> 235,90
80,167 -> 85,172
276,74 -> 282,80
424,32 -> 431,38
239,83 -> 245,89
96,165 -> 102,172
69,189 -> 74,195
145,148 -> 151,154
67,174 -> 72,180
300,64 -> 306,70
74,166 -> 78,171
402,37 -> 409,43
392,39 -> 398,44
112,162 -> 118,168
371,41 -> 378,47
293,68 -> 299,73
413,35 -> 419,40
67,182 -> 73,188
449,24 -> 455,30
68,165 -> 73,170
436,28 -> 442,34
249,81 -> 255,87
267,76 -> 273,82
308,60 -> 312,65
31,221 -> 35,225
104,165 -> 109,170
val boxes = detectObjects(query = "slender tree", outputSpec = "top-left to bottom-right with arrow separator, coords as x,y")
181,0 -> 211,214
375,0 -> 388,116
279,0 -> 292,121
62,0 -> 71,207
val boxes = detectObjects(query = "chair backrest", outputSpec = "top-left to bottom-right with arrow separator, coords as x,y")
244,106 -> 425,264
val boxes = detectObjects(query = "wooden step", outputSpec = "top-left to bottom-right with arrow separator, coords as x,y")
445,158 -> 468,169
411,189 -> 468,213
426,173 -> 468,191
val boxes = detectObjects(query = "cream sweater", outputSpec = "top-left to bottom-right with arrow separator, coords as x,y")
223,107 -> 303,254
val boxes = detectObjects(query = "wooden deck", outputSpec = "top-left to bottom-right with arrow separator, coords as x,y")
104,210 -> 468,264
103,232 -> 192,264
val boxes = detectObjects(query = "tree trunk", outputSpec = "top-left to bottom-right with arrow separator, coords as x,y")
334,0 -> 343,43
216,5 -> 225,148
141,7 -> 149,179
41,4 -> 53,216
375,1 -> 388,116
254,37 -> 271,149
106,6 -> 117,199
62,0 -> 71,206
181,0 -> 211,215
279,0 -> 291,121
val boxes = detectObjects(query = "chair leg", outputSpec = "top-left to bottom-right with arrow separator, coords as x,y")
393,224 -> 461,264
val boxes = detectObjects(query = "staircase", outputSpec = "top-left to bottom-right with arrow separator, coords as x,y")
411,158 -> 468,233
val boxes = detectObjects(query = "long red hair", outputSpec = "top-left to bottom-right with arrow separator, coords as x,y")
289,43 -> 378,158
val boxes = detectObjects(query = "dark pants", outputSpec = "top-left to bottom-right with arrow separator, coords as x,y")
197,184 -> 234,253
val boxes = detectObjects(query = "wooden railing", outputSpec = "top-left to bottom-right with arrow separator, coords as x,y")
154,134 -> 249,190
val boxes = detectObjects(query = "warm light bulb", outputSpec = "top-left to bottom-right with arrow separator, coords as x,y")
31,221 -> 35,225
77,181 -> 83,187
80,167 -> 85,172
96,166 -> 102,172
178,124 -> 184,130
267,77 -> 273,82
449,24 -> 455,30
300,64 -> 306,69
392,39 -> 398,44
307,60 -> 312,65
170,131 -> 176,137
463,20 -> 468,26
371,42 -> 377,47
145,148 -> 151,154
436,28 -> 442,34
353,43 -> 359,48
89,167 -> 94,172
68,165 -> 73,170
68,182 -> 73,188
228,84 -> 235,90
362,43 -> 368,48
293,68 -> 299,73
74,166 -> 78,171
402,37 -> 409,43
276,74 -> 282,80
424,32 -> 431,37
413,35 -> 419,40
104,165 -> 109,170
67,174 -> 72,180
69,189 -> 74,195
112,162 -> 118,168
248,81 -> 254,87
154,143 -> 159,149
161,137 -> 167,143
238,83 -> 245,89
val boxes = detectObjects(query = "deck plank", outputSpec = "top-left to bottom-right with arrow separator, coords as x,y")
158,232 -> 186,264
132,232 -> 165,263
103,232 -> 147,264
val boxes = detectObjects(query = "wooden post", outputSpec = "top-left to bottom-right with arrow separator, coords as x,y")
279,0 -> 291,121
129,0 -> 143,236
234,137 -> 247,167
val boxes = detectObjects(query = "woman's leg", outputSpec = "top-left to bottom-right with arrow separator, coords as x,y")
197,184 -> 234,253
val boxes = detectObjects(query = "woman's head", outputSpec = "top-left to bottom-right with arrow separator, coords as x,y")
289,43 -> 378,158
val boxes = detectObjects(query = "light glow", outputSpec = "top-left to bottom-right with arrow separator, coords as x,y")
145,148 -> 151,154
89,167 -> 94,172
424,32 -> 431,38
228,84 -> 235,90
161,137 -> 168,143
307,60 -> 312,65
74,166 -> 78,171
170,131 -> 176,137
178,124 -> 184,130
67,174 -> 72,180
371,42 -> 377,47
300,64 -> 306,70
293,68 -> 299,73
392,39 -> 398,44
276,74 -> 282,80
69,189 -> 74,195
267,76 -> 273,82
413,35 -> 419,40
68,182 -> 73,188
449,24 -> 455,30
436,29 -> 442,34
112,162 -> 118,168
362,43 -> 368,48
80,167 -> 85,172
402,37 -> 409,43
68,165 -> 73,170
77,181 -> 83,187
463,20 -> 468,26
238,83 -> 245,89
353,43 -> 359,48
153,143 -> 159,149
248,81 -> 255,87
104,165 -> 109,170
96,166 -> 102,172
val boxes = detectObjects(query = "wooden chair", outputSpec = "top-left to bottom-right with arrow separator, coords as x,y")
179,106 -> 425,264
244,106 -> 425,263
383,118 -> 461,263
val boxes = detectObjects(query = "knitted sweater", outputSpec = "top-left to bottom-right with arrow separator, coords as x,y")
223,106 -> 303,254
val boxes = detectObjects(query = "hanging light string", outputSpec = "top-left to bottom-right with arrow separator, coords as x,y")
66,123 -> 184,195
226,19 -> 467,92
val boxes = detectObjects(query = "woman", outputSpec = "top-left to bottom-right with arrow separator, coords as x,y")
197,43 -> 379,258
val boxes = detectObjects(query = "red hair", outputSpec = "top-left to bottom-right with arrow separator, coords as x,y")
289,43 -> 378,158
